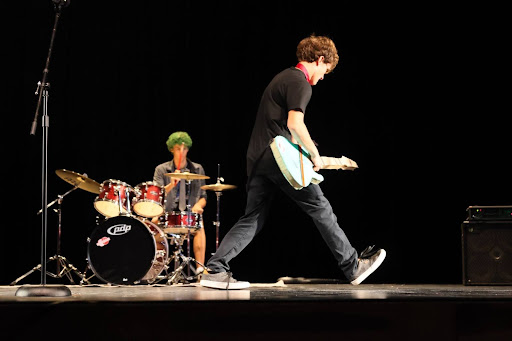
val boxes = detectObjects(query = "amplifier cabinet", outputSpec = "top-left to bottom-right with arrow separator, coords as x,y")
462,220 -> 512,285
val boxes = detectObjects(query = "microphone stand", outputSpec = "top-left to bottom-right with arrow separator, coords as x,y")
16,0 -> 72,297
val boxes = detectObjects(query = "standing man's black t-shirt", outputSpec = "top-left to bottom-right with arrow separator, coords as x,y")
246,67 -> 312,177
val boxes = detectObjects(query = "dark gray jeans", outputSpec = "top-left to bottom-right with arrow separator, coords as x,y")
206,147 -> 358,280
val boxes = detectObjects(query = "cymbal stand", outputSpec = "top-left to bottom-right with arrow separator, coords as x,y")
212,164 -> 224,250
185,179 -> 193,277
11,186 -> 85,285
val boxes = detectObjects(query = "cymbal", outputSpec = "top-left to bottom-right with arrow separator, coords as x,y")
55,169 -> 101,194
165,172 -> 210,180
201,182 -> 237,191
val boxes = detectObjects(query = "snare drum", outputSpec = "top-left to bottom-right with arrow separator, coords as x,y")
162,211 -> 201,235
87,215 -> 169,285
133,181 -> 166,218
94,180 -> 135,217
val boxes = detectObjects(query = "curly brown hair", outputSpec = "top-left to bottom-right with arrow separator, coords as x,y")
296,34 -> 339,73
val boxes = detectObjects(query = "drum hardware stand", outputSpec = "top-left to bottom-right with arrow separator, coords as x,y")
213,164 -> 225,251
183,179 -> 209,277
213,189 -> 222,251
185,180 -> 193,277
158,233 -> 207,285
118,185 -> 133,216
11,186 -> 85,286
10,255 -> 83,286
175,177 -> 196,277
79,263 -> 95,285
160,169 -> 211,284
200,164 -> 237,255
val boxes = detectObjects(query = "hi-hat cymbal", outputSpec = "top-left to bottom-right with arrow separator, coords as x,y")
201,182 -> 237,191
165,172 -> 210,180
56,169 -> 101,194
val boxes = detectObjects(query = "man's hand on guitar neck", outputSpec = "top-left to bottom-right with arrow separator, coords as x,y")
291,134 -> 323,171
311,155 -> 324,172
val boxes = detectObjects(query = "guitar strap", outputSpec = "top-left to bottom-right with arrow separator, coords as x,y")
298,145 -> 306,187
295,63 -> 310,83
295,63 -> 309,186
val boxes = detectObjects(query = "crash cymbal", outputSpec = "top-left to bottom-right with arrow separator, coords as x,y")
55,169 -> 101,194
165,172 -> 210,180
201,182 -> 237,191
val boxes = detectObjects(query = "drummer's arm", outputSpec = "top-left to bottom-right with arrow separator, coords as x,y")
192,197 -> 206,214
165,175 -> 181,194
154,168 -> 178,194
164,181 -> 177,194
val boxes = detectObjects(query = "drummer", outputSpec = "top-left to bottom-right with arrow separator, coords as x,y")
152,131 -> 208,275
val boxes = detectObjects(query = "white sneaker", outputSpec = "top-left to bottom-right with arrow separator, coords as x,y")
350,247 -> 386,285
200,272 -> 250,290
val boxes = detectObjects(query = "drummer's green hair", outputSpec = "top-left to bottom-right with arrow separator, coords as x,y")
166,131 -> 193,151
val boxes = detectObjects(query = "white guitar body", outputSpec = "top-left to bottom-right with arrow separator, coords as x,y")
270,135 -> 358,190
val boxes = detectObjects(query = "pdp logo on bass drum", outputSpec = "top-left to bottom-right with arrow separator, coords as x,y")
107,224 -> 132,236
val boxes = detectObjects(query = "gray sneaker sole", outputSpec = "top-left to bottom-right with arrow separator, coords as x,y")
350,249 -> 386,285
200,279 -> 250,290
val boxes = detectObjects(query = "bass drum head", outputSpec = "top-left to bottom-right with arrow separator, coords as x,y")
87,215 -> 157,285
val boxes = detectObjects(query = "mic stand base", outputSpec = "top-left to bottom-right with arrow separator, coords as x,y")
15,285 -> 71,297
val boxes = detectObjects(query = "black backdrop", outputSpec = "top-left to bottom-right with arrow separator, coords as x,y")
3,1 -> 510,285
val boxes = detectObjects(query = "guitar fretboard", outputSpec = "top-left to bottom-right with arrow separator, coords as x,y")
320,156 -> 359,170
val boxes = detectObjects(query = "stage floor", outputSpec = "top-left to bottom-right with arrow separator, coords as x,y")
1,282 -> 511,340
1,282 -> 511,302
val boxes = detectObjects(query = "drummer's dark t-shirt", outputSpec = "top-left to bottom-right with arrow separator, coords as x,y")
246,67 -> 312,177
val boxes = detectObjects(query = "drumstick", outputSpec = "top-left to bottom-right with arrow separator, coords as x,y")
174,143 -> 185,190
177,142 -> 184,171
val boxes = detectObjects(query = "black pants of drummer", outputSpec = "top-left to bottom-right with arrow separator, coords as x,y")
206,147 -> 359,280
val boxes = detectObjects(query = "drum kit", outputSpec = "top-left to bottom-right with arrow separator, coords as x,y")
11,168 -> 237,287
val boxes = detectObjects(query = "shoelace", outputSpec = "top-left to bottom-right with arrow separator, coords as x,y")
225,272 -> 233,290
359,245 -> 377,259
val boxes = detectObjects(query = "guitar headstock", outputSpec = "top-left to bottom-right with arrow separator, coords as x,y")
320,156 -> 358,170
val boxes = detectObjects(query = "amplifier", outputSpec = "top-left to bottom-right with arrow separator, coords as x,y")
461,220 -> 512,285
466,205 -> 512,221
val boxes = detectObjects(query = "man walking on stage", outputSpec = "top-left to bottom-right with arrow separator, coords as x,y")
201,34 -> 386,289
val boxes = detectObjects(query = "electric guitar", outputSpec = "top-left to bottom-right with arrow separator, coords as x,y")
270,135 -> 358,190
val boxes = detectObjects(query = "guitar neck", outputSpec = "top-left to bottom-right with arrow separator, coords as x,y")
320,156 -> 358,170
